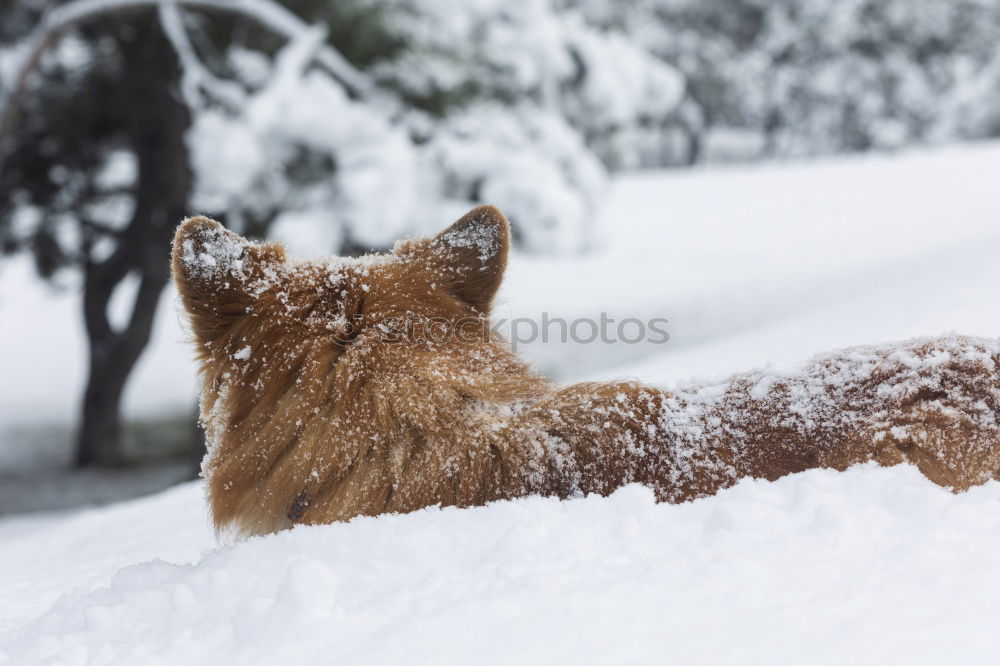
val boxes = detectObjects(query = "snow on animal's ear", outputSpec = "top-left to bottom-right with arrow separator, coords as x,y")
427,205 -> 510,314
171,216 -> 285,336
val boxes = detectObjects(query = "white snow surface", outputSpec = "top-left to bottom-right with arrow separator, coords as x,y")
2,466 -> 999,665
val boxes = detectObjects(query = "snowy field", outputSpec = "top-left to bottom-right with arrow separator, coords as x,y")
3,467 -> 999,665
2,143 -> 1000,663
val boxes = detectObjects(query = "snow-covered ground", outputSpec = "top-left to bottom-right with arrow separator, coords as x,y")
3,466 -> 999,665
1,143 -> 1000,663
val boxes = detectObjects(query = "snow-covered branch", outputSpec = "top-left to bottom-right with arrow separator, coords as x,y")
157,1 -> 245,111
0,0 -> 373,148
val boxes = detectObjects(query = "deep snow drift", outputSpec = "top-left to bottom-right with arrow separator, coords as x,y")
2,466 -> 999,665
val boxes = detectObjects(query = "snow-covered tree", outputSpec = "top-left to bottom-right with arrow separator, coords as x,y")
1,7 -> 191,466
188,0 -> 683,254
0,0 -> 684,466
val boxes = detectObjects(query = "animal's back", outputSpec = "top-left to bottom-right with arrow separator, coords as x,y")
171,208 -> 1000,537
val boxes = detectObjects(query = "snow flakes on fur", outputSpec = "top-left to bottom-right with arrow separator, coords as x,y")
172,207 -> 1000,537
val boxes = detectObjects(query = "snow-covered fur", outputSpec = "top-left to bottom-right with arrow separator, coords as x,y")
172,207 -> 1000,537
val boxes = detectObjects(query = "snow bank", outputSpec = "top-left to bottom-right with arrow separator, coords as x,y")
1,465 -> 998,665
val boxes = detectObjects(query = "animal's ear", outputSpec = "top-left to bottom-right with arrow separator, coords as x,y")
171,216 -> 286,342
424,205 -> 510,314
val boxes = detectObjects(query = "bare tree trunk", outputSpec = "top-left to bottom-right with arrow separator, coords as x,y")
75,17 -> 190,467
77,269 -> 177,465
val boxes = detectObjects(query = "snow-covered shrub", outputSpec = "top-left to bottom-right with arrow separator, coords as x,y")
368,0 -> 683,144
177,0 -> 683,255
415,104 -> 607,253
187,28 -> 419,253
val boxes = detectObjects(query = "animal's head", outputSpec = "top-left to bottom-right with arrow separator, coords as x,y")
172,205 -> 511,368
172,204 -> 542,457
173,206 -> 548,534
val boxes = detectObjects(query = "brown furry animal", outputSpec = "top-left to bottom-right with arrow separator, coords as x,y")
172,206 -> 1000,537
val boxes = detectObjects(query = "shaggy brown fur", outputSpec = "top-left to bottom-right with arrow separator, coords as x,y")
172,206 -> 1000,537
